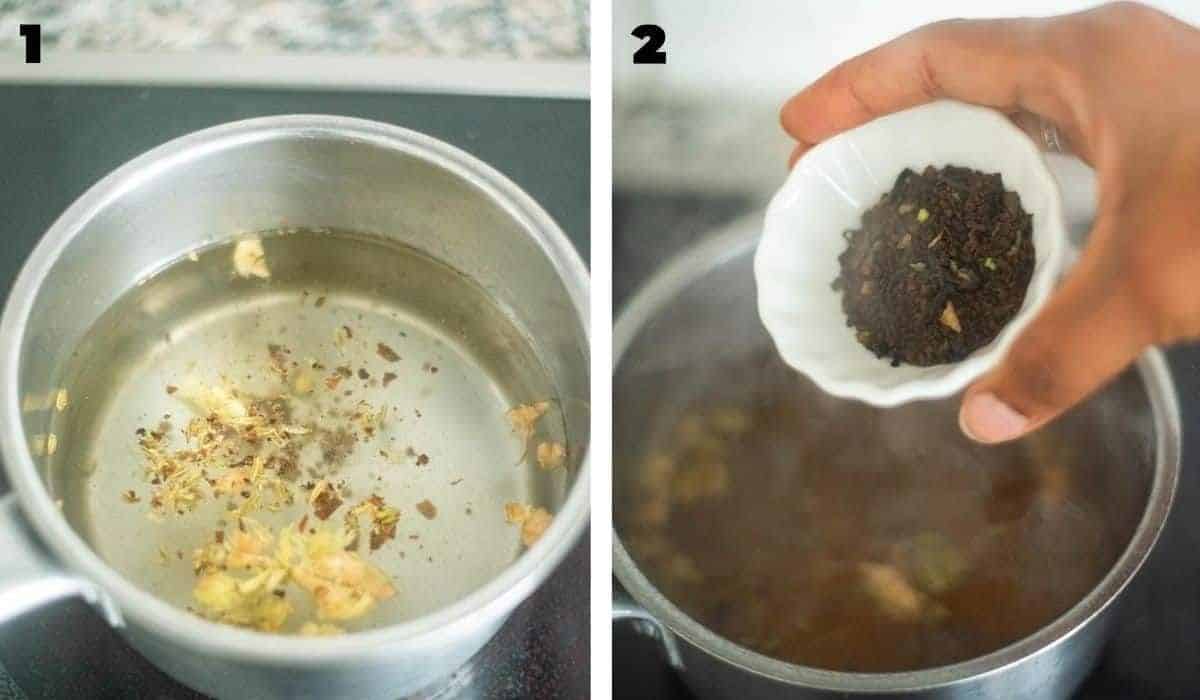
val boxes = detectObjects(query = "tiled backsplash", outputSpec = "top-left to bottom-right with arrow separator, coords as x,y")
0,0 -> 589,59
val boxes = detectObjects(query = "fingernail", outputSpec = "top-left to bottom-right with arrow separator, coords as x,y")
960,392 -> 1029,443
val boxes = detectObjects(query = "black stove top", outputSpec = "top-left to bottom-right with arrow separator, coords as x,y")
612,190 -> 1200,700
0,84 -> 589,700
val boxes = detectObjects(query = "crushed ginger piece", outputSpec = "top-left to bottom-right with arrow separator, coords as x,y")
858,562 -> 947,623
504,502 -> 531,523
192,519 -> 395,630
347,495 -> 400,551
506,401 -> 549,442
536,441 -> 566,470
285,524 -> 396,620
300,622 -> 343,636
939,301 -> 962,333
504,502 -> 554,547
233,238 -> 270,279
194,568 -> 291,631
175,376 -> 248,421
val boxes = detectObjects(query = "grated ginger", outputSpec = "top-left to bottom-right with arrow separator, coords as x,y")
536,441 -> 566,470
233,238 -> 271,279
193,518 -> 395,631
504,502 -> 554,547
506,401 -> 549,443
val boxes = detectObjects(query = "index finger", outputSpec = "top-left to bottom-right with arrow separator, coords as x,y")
780,18 -> 1069,152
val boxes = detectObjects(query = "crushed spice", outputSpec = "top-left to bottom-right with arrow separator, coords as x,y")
376,343 -> 400,363
833,165 -> 1034,366
136,380 -> 309,519
309,479 -> 343,520
112,300 -> 494,635
347,495 -> 401,551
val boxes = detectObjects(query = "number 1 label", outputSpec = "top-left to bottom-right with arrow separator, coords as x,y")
20,24 -> 41,63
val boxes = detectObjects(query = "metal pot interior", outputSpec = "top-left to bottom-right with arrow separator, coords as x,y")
12,119 -> 588,634
614,229 -> 1159,674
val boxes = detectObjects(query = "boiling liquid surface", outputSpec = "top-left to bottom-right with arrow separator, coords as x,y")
622,352 -> 1145,672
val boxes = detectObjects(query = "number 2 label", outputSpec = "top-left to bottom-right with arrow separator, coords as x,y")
632,25 -> 666,64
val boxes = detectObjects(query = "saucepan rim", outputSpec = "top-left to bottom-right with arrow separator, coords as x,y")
0,114 -> 591,664
612,220 -> 1179,693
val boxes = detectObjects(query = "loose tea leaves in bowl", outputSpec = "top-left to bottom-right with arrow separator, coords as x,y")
833,165 -> 1034,366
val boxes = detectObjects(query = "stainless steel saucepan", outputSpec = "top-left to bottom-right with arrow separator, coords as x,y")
613,219 -> 1178,699
0,115 -> 589,699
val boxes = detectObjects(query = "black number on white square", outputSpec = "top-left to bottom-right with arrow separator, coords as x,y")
632,24 -> 666,64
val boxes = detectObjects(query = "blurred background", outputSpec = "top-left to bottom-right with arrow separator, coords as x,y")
614,0 -> 1198,195
0,0 -> 587,58
0,0 -> 588,96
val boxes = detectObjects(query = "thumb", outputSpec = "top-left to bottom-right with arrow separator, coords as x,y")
959,217 -> 1155,443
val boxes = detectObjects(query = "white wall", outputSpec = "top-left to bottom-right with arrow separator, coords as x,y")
616,0 -> 1200,101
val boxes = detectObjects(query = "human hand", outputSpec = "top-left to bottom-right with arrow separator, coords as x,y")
780,2 -> 1200,443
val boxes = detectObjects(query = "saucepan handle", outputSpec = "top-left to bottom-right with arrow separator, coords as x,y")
0,493 -> 121,627
612,585 -> 685,670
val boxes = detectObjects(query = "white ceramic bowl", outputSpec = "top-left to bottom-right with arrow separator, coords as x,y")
755,100 -> 1068,407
